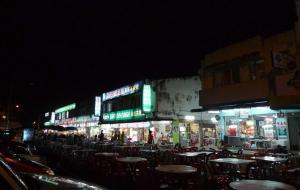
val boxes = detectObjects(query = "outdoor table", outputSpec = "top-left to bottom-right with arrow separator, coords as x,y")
140,149 -> 158,168
176,152 -> 212,163
242,150 -> 257,155
155,165 -> 197,189
140,149 -> 158,153
273,153 -> 289,158
227,149 -> 239,154
209,158 -> 255,180
237,150 -> 258,159
229,180 -> 296,190
253,156 -> 288,163
94,152 -> 119,157
253,156 -> 288,179
116,157 -> 147,182
71,149 -> 98,160
209,158 -> 255,165
155,164 -> 197,174
116,156 -> 147,163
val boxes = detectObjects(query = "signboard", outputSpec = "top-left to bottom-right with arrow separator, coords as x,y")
276,118 -> 288,137
272,51 -> 296,69
102,82 -> 141,101
102,108 -> 145,122
142,84 -> 152,113
50,112 -> 55,123
95,96 -> 101,116
55,103 -> 76,113
44,121 -> 51,126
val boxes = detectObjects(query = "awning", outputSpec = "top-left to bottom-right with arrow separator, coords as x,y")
191,99 -> 269,112
269,95 -> 300,110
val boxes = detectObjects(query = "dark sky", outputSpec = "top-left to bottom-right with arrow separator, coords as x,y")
0,0 -> 297,125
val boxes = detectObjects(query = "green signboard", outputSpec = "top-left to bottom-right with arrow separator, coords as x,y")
103,108 -> 145,122
44,121 -> 51,126
55,103 -> 76,113
142,84 -> 152,113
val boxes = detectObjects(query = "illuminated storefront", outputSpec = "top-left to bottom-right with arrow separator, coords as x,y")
44,98 -> 102,138
214,106 -> 300,149
100,81 -> 156,142
100,77 -> 208,146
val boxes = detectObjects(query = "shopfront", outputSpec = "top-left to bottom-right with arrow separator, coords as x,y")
100,120 -> 173,144
55,115 -> 100,137
215,106 -> 300,149
100,81 -> 157,143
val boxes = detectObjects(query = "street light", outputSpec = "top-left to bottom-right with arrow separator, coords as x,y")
2,115 -> 6,119
15,104 -> 20,109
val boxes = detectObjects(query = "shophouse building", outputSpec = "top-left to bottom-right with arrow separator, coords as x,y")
100,76 -> 215,147
43,97 -> 101,138
195,28 -> 300,150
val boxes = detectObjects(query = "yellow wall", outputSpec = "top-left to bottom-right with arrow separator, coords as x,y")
203,36 -> 263,68
263,30 -> 297,73
201,30 -> 298,90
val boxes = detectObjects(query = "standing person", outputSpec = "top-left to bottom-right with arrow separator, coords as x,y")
99,130 -> 104,142
121,131 -> 125,143
148,130 -> 154,144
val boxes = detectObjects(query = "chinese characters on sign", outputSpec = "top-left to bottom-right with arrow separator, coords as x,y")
102,108 -> 145,122
276,118 -> 287,137
102,82 -> 141,101
142,85 -> 152,113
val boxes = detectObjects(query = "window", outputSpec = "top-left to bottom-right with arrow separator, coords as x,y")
209,51 -> 264,87
102,93 -> 142,113
231,64 -> 240,83
213,68 -> 231,87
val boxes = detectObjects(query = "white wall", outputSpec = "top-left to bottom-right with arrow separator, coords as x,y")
153,76 -> 213,122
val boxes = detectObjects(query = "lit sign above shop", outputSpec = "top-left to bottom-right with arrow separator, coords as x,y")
102,108 -> 145,122
55,103 -> 76,113
102,82 -> 141,101
44,121 -> 51,126
142,85 -> 152,113
95,96 -> 101,116
51,112 -> 55,123
54,116 -> 99,127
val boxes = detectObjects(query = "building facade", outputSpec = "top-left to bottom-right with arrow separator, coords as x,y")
43,97 -> 101,138
100,76 -> 215,147
197,26 -> 300,150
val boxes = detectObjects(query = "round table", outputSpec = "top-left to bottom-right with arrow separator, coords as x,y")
116,157 -> 147,163
140,149 -> 158,153
209,158 -> 255,165
254,156 -> 288,162
116,157 -> 147,183
230,180 -> 296,190
155,164 -> 197,174
176,152 -> 202,157
155,165 -> 197,189
95,152 -> 119,157
176,152 -> 210,163
209,158 -> 255,180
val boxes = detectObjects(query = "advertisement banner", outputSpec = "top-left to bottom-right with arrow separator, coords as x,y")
276,118 -> 288,137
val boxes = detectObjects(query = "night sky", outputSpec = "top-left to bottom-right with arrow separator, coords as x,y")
0,0 -> 297,126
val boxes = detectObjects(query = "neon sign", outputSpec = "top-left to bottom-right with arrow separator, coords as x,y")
102,108 -> 145,122
95,96 -> 101,116
55,103 -> 76,113
102,82 -> 141,101
142,84 -> 152,113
